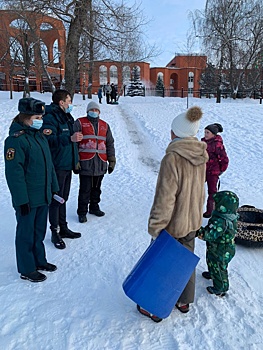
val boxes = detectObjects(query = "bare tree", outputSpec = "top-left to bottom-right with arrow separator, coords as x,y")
192,0 -> 263,100
2,0 -> 160,98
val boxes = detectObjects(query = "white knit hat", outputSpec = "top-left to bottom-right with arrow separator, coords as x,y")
87,101 -> 100,112
171,106 -> 203,138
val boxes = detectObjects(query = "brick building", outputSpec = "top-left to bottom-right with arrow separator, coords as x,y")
0,10 -> 66,92
0,10 -> 206,96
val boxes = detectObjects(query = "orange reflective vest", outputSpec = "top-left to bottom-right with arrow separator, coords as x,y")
78,117 -> 108,162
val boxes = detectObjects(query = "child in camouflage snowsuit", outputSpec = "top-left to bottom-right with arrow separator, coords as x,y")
197,190 -> 239,296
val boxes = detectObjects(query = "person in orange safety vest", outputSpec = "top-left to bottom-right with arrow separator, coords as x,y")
73,101 -> 116,223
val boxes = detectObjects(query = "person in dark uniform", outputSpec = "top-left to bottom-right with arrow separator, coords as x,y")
4,97 -> 59,282
42,89 -> 82,249
110,83 -> 117,103
98,86 -> 103,104
73,101 -> 116,223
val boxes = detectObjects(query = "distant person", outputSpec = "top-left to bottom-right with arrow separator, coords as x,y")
197,190 -> 239,296
201,123 -> 229,218
98,86 -> 103,104
4,98 -> 59,282
137,106 -> 208,321
42,89 -> 82,249
110,83 -> 117,103
73,101 -> 116,223
105,82 -> 112,104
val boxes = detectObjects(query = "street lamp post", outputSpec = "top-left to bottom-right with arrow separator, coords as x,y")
59,64 -> 62,88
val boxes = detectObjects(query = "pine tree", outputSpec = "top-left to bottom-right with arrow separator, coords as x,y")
126,66 -> 145,97
155,75 -> 164,96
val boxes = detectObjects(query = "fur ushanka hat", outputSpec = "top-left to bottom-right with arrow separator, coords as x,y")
171,106 -> 203,138
18,98 -> 45,115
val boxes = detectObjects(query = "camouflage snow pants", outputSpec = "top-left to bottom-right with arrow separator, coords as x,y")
206,242 -> 235,292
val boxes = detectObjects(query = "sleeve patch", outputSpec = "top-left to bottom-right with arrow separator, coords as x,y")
43,129 -> 52,135
13,130 -> 25,137
6,148 -> 15,160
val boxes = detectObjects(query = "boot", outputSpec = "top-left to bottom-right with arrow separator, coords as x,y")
89,205 -> 105,217
20,271 -> 47,282
78,215 -> 87,223
37,263 -> 57,272
59,226 -> 81,239
202,271 -> 212,280
175,302 -> 190,313
51,229 -> 66,249
137,305 -> 162,323
207,286 -> 226,297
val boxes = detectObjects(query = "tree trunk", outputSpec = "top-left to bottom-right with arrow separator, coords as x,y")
64,0 -> 90,99
87,0 -> 93,99
23,32 -> 30,98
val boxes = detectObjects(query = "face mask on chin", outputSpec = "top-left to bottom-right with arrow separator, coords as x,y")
66,105 -> 73,113
88,111 -> 99,118
30,119 -> 43,130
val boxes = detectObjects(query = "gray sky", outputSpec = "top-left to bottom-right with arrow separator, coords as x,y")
136,0 -> 206,66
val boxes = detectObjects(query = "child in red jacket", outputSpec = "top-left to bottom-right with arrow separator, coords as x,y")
201,123 -> 229,218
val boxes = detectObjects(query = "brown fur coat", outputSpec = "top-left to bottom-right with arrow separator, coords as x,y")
148,137 -> 208,238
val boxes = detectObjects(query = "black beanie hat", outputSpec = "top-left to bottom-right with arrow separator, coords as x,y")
205,123 -> 223,135
18,98 -> 45,115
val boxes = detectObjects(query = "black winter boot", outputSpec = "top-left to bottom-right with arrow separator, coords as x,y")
59,226 -> 81,239
202,271 -> 212,280
37,263 -> 57,272
20,271 -> 47,282
89,207 -> 105,217
78,215 -> 87,223
51,229 -> 66,249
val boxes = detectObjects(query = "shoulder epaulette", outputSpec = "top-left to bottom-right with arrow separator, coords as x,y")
13,130 -> 25,137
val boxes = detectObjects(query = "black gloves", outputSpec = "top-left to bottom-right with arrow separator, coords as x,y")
20,203 -> 30,216
108,156 -> 116,174
73,162 -> 81,175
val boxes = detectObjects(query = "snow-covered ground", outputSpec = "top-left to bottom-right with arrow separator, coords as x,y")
0,91 -> 262,350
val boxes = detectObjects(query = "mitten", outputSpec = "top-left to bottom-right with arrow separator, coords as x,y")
20,203 -> 30,216
196,228 -> 204,240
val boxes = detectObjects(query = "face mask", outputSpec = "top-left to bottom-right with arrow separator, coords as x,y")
66,105 -> 73,113
88,111 -> 99,118
31,119 -> 43,130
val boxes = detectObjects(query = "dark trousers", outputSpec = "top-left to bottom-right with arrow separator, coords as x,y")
99,97 -> 102,104
15,205 -> 48,274
106,93 -> 111,104
206,174 -> 219,214
77,175 -> 104,216
49,169 -> 72,230
177,231 -> 196,304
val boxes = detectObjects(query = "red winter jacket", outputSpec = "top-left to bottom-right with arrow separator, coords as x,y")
201,135 -> 229,176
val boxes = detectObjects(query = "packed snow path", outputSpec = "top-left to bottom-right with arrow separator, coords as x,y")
0,92 -> 263,350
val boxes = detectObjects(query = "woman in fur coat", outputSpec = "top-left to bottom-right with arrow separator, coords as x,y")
137,106 -> 208,321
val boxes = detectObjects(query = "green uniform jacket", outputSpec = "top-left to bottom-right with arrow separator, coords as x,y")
42,103 -> 79,171
4,121 -> 59,209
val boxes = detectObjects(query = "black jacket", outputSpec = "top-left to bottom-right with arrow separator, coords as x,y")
42,103 -> 79,171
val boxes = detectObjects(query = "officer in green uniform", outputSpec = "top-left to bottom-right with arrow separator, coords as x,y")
4,97 -> 59,282
198,190 -> 239,296
42,89 -> 82,249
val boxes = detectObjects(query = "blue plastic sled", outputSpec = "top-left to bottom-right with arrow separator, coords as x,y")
122,229 -> 200,319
